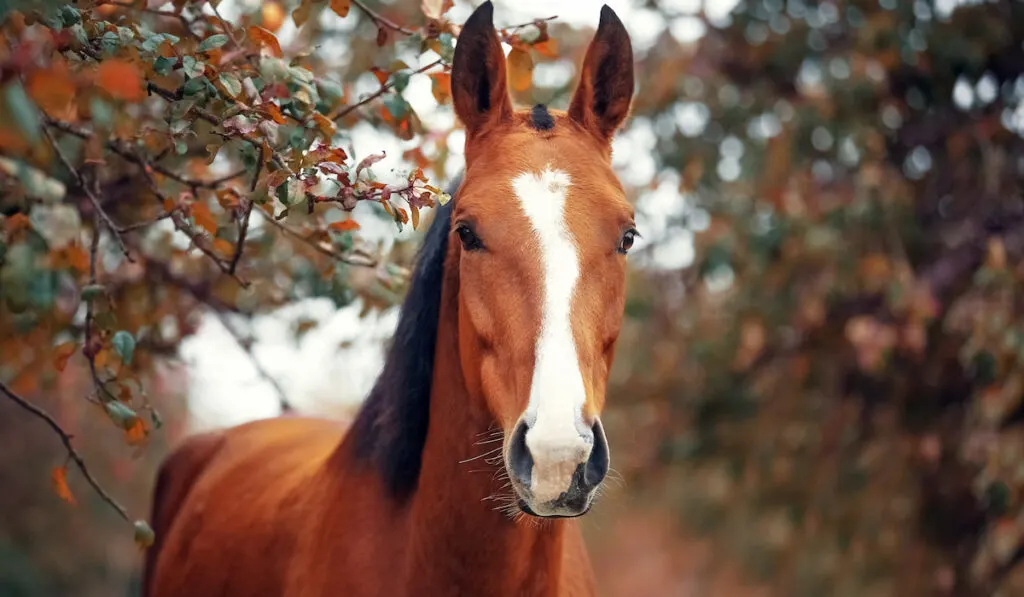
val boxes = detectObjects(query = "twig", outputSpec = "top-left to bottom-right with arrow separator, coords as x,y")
146,83 -> 294,177
352,0 -> 416,36
214,312 -> 293,413
0,380 -> 131,523
82,210 -> 120,404
330,58 -> 444,122
45,118 -> 245,190
141,254 -> 243,314
207,0 -> 245,51
42,125 -> 133,261
255,208 -> 377,267
502,15 -> 558,35
228,200 -> 252,275
106,0 -> 200,39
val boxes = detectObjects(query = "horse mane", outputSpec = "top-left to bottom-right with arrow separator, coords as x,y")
349,176 -> 460,499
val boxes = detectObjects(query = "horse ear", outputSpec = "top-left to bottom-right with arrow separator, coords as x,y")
568,5 -> 634,143
451,1 -> 513,138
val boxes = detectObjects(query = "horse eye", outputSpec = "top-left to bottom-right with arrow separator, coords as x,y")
617,228 -> 639,255
456,224 -> 484,251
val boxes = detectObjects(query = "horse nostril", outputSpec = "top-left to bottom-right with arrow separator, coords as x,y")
583,420 -> 609,489
508,420 -> 533,487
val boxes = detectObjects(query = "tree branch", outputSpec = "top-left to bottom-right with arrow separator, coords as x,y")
42,124 -> 133,261
329,59 -> 444,122
0,380 -> 131,523
352,0 -> 416,36
214,312 -> 293,413
255,208 -> 377,267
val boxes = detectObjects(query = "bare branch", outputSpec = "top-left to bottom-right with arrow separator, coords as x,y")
330,59 -> 445,122
228,200 -> 253,275
42,124 -> 133,261
352,0 -> 416,36
255,208 -> 377,267
214,312 -> 293,413
0,380 -> 131,523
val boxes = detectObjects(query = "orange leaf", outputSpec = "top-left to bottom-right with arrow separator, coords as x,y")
65,243 -> 90,272
3,213 -> 31,234
125,418 -> 148,446
330,0 -> 350,18
27,66 -> 76,114
507,48 -> 533,92
213,238 -> 234,256
263,103 -> 287,124
247,26 -> 283,58
191,202 -> 218,235
215,188 -> 241,209
533,39 -> 558,59
311,112 -> 336,140
329,219 -> 360,231
53,342 -> 77,372
261,1 -> 286,32
410,204 -> 420,230
429,72 -> 451,104
94,348 -> 110,370
370,67 -> 389,86
95,60 -> 145,102
51,466 -> 76,505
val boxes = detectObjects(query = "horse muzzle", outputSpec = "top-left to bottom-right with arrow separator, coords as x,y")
506,417 -> 609,518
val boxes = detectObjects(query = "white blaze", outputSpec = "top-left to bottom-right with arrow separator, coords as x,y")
511,167 -> 590,502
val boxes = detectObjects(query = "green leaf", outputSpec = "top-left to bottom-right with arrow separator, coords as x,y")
134,520 -> 156,548
4,82 -> 41,144
384,94 -> 408,119
105,401 -> 138,428
153,56 -> 176,76
218,73 -> 242,98
60,5 -> 82,26
438,33 -> 455,63
0,157 -> 66,203
29,204 -> 80,250
183,76 -> 209,96
150,409 -> 163,429
393,70 -> 411,93
90,97 -> 114,128
69,24 -> 89,46
81,284 -> 105,300
99,30 -> 120,54
182,55 -> 205,78
437,191 -> 452,206
117,26 -> 135,45
112,330 -> 136,365
198,33 -> 230,52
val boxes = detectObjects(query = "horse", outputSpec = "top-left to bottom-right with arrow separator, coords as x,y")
142,3 -> 635,595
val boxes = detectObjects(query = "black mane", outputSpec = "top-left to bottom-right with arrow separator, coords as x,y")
349,177 -> 459,499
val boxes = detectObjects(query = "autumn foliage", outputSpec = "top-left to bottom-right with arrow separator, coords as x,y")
3,0 -> 1024,596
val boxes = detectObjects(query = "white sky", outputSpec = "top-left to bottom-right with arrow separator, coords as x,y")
183,0 -> 737,429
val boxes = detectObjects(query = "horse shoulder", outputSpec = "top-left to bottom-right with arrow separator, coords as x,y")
143,429 -> 227,597
559,524 -> 597,597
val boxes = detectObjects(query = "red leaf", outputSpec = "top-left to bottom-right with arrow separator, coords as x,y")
355,151 -> 386,178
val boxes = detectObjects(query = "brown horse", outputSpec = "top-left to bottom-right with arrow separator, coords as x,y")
143,3 -> 635,595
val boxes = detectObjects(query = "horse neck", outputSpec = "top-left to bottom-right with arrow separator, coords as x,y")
402,262 -> 567,596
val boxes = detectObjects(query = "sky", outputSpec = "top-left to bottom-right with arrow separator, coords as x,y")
183,0 -> 739,429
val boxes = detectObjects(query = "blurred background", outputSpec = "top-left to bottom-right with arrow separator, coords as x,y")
1,0 -> 1024,595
